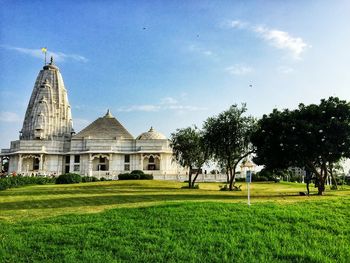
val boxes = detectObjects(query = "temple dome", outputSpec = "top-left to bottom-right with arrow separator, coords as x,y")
137,127 -> 167,140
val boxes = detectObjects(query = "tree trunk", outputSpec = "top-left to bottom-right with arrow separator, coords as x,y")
229,152 -> 254,191
188,167 -> 192,188
318,165 -> 327,195
306,161 -> 323,195
317,176 -> 325,195
329,168 -> 338,190
191,170 -> 201,188
229,164 -> 238,191
228,164 -> 234,191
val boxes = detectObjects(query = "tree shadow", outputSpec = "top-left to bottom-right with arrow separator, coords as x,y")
0,191 -> 302,211
0,193 -> 244,211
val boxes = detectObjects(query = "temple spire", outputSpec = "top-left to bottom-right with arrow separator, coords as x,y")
105,109 -> 113,118
21,61 -> 72,140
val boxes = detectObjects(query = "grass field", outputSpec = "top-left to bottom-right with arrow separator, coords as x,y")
1,181 -> 349,262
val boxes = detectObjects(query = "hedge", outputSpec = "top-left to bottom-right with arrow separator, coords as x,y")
118,170 -> 153,180
81,176 -> 99,183
55,173 -> 82,184
0,175 -> 56,191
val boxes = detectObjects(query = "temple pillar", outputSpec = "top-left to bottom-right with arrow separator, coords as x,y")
39,154 -> 44,172
88,154 -> 92,176
140,154 -> 144,171
69,154 -> 74,173
18,154 -> 22,173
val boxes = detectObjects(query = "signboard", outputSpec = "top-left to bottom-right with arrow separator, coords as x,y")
246,171 -> 252,183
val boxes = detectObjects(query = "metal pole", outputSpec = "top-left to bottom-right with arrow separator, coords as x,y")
247,181 -> 250,206
246,170 -> 251,206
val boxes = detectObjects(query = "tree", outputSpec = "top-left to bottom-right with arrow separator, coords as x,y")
170,126 -> 207,188
202,104 -> 256,191
252,97 -> 350,195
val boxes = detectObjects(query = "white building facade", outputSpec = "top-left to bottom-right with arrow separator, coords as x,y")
0,59 -> 182,180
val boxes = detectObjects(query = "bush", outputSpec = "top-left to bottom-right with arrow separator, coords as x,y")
253,168 -> 284,182
219,184 -> 242,191
118,170 -> 153,180
81,176 -> 99,183
55,173 -> 82,184
235,178 -> 245,182
100,177 -> 109,181
219,184 -> 229,191
0,175 -> 55,191
130,170 -> 144,175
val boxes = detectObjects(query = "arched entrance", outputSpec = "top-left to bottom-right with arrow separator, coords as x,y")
143,154 -> 160,171
90,154 -> 111,178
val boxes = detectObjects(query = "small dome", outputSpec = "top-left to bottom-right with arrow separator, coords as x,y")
137,127 -> 167,140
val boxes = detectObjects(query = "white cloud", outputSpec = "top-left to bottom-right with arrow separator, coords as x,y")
226,20 -> 310,59
117,96 -> 206,113
188,44 -> 214,57
165,105 -> 206,111
225,64 -> 253,75
160,97 -> 178,105
226,20 -> 248,29
1,45 -> 88,63
277,66 -> 295,74
0,111 -> 22,123
117,105 -> 161,112
253,26 -> 309,59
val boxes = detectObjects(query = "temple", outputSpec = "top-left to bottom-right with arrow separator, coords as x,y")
0,58 -> 182,179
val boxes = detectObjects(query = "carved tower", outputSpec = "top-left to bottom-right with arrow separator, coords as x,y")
20,57 -> 73,140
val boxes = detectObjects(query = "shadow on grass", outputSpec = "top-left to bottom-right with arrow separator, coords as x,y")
0,192 -> 301,211
0,188 -> 183,197
0,183 -> 185,197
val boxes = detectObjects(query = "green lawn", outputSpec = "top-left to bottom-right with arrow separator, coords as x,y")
1,181 -> 349,262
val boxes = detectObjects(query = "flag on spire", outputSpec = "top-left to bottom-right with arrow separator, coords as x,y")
41,47 -> 47,65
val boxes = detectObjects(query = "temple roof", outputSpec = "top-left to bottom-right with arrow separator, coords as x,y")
73,110 -> 133,140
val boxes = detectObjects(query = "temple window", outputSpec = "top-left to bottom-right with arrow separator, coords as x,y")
33,158 -> 40,170
74,155 -> 80,163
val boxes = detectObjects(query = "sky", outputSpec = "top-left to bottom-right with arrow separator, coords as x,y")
1,0 -> 350,157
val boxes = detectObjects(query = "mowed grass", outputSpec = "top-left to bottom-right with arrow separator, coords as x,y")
0,181 -> 349,262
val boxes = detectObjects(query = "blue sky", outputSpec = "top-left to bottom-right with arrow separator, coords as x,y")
1,0 -> 350,150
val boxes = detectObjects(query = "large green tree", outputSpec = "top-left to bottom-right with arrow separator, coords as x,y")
202,104 -> 256,191
170,126 -> 207,188
252,97 -> 350,195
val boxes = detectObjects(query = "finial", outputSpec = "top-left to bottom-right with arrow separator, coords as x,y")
105,109 -> 113,118
50,56 -> 54,65
41,47 -> 47,65
149,126 -> 154,132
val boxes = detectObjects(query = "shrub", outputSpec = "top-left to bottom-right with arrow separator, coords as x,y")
0,175 -> 55,191
219,184 -> 242,191
235,178 -> 245,182
219,184 -> 229,191
130,170 -> 144,175
55,173 -> 82,184
81,176 -> 99,183
141,173 -> 153,180
118,170 -> 153,180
